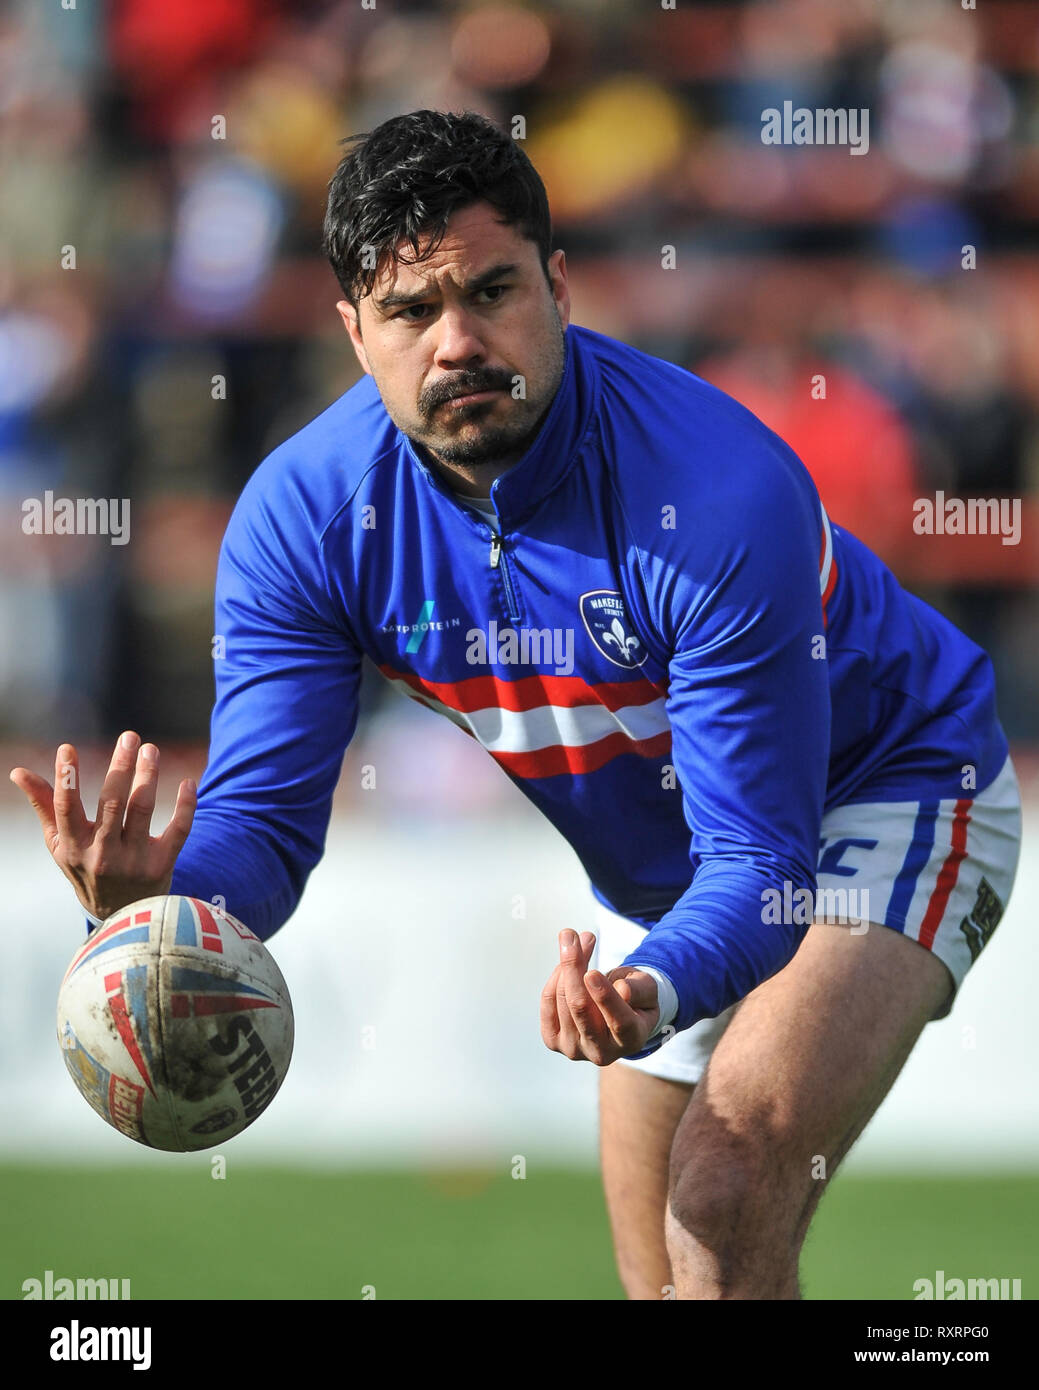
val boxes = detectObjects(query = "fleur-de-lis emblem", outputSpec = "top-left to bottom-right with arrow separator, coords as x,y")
579,590 -> 648,668
601,617 -> 640,660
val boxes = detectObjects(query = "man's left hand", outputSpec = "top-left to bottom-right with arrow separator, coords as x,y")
540,929 -> 661,1065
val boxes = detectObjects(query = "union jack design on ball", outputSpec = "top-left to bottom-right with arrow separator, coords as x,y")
167,966 -> 280,1019
171,896 -> 261,950
57,894 -> 293,1152
62,907 -> 153,983
105,964 -> 156,1097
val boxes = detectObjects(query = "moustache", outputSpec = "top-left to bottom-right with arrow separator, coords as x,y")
423,372 -> 513,413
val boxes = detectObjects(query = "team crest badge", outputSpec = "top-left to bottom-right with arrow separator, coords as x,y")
958,877 -> 1004,963
579,590 -> 647,668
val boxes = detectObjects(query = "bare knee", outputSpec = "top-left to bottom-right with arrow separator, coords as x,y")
667,1128 -> 766,1252
665,1112 -> 807,1297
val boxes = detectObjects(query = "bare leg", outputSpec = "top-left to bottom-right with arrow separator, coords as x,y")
664,921 -> 953,1299
599,1062 -> 692,1298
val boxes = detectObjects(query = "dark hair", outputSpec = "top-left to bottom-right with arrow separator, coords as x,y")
322,109 -> 553,306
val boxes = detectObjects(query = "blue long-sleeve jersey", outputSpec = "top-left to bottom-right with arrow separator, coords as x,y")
170,322 -> 1007,1047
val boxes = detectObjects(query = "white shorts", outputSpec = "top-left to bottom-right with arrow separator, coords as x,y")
593,755 -> 1022,1085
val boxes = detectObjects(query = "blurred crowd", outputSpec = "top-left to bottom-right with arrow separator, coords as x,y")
2,0 -> 1039,769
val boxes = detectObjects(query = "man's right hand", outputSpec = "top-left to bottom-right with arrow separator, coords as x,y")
9,731 -> 197,925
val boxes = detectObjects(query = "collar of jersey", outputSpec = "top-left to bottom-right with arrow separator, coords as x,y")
399,323 -> 598,528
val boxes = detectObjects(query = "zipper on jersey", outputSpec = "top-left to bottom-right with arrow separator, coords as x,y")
489,482 -> 521,623
418,457 -> 522,623
489,531 -> 521,623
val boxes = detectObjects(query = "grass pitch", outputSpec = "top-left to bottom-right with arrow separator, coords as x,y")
1,1165 -> 1035,1300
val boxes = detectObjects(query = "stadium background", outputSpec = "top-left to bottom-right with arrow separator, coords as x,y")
2,0 -> 1037,1299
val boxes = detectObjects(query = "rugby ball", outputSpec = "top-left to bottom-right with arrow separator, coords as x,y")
56,896 -> 294,1152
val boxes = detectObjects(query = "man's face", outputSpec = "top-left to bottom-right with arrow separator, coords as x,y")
337,202 -> 570,475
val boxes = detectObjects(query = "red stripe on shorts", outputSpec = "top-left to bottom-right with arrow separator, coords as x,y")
919,799 -> 972,950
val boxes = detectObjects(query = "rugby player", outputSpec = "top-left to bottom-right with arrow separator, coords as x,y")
11,110 -> 1021,1300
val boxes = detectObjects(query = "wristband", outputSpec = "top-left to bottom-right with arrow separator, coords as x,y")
637,965 -> 678,1039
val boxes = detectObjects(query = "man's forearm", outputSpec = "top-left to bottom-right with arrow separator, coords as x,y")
621,856 -> 816,1044
169,805 -> 315,940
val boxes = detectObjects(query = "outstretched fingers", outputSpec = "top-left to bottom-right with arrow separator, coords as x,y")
155,777 -> 197,870
9,765 -> 59,854
124,743 -> 161,842
11,734 -> 199,923
8,742 -> 91,860
52,743 -> 91,852
94,731 -> 142,851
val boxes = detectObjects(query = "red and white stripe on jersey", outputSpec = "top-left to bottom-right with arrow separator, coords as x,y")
379,511 -> 837,780
819,503 -> 838,629
378,665 -> 672,779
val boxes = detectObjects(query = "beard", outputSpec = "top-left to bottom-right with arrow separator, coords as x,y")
424,401 -> 546,466
404,314 -> 566,468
